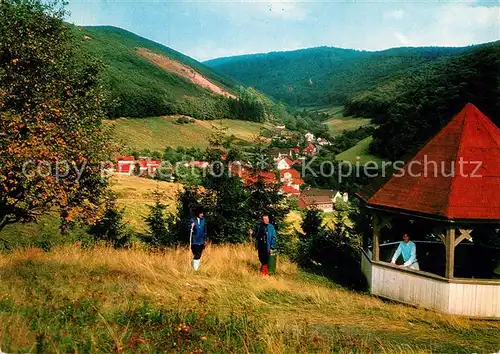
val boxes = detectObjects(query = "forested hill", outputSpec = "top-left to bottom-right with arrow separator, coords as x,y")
364,41 -> 500,160
204,46 -> 470,106
74,26 -> 288,122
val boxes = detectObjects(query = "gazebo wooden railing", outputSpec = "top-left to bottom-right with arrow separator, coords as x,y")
357,104 -> 500,318
361,246 -> 500,318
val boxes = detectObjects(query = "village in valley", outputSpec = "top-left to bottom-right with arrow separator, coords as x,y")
112,129 -> 349,213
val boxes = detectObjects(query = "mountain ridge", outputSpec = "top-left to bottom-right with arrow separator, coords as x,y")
204,43 -> 494,106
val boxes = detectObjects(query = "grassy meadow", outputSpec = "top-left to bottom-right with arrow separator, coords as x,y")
325,116 -> 374,136
335,136 -> 386,164
106,117 -> 270,151
1,175 -> 500,352
1,244 -> 500,353
304,105 -> 374,136
110,175 -> 182,232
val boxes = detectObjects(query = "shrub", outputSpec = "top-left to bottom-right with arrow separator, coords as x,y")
295,208 -> 366,290
334,199 -> 350,212
89,194 -> 131,248
175,117 -> 194,124
144,188 -> 177,247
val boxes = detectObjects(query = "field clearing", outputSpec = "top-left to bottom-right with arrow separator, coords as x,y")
0,244 -> 499,353
336,136 -> 385,164
325,116 -> 374,136
106,116 -> 270,151
303,105 -> 345,116
304,104 -> 374,136
111,174 -> 182,232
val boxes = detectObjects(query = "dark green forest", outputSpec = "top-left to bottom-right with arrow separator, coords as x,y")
205,46 -> 470,106
207,42 -> 500,159
345,43 -> 500,160
76,25 -> 499,160
75,26 -> 291,124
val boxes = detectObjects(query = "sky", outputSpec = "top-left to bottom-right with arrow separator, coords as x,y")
68,0 -> 500,61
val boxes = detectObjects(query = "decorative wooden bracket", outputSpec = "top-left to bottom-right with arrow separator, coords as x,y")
454,229 -> 473,247
433,228 -> 446,244
432,226 -> 469,279
379,216 -> 393,230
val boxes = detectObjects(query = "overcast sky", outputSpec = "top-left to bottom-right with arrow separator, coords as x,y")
68,0 -> 500,61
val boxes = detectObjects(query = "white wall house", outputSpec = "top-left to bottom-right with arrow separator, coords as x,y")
276,157 -> 293,170
305,132 -> 315,142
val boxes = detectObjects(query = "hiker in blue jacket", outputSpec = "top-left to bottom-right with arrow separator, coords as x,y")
251,215 -> 276,275
189,208 -> 207,271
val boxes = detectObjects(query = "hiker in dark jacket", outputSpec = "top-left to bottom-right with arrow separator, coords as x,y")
189,208 -> 207,271
251,215 -> 276,276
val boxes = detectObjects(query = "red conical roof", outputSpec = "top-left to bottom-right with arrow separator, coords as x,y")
363,104 -> 500,221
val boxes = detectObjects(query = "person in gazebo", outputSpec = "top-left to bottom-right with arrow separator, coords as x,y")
390,233 -> 419,270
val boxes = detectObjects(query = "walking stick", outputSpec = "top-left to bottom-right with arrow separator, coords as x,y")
189,224 -> 194,249
188,224 -> 194,268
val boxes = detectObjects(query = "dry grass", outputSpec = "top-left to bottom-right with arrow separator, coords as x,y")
110,174 -> 182,232
0,244 -> 499,353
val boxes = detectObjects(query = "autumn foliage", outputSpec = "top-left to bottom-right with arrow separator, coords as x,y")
0,0 -> 111,232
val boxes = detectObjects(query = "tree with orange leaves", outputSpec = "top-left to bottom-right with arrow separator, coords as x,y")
0,0 -> 111,234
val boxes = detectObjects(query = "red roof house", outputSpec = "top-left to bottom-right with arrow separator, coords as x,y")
279,168 -> 300,179
279,169 -> 305,190
115,156 -> 162,177
281,185 -> 301,197
303,143 -> 317,156
276,157 -> 294,170
358,104 -> 500,221
119,163 -> 132,174
240,170 -> 277,185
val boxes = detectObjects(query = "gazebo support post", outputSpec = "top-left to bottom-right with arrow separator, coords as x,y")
445,227 -> 456,279
371,213 -> 392,262
372,214 -> 380,262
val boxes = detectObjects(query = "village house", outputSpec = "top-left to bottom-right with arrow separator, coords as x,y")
116,156 -> 161,176
303,143 -> 317,156
269,148 -> 293,161
239,170 -> 277,186
183,161 -> 209,169
233,165 -> 304,199
276,157 -> 294,170
280,185 -> 301,198
116,156 -> 135,175
298,187 -> 348,212
317,137 -> 331,146
279,168 -> 304,191
305,132 -> 315,142
298,195 -> 335,212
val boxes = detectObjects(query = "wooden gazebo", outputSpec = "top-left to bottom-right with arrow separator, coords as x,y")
357,104 -> 500,318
